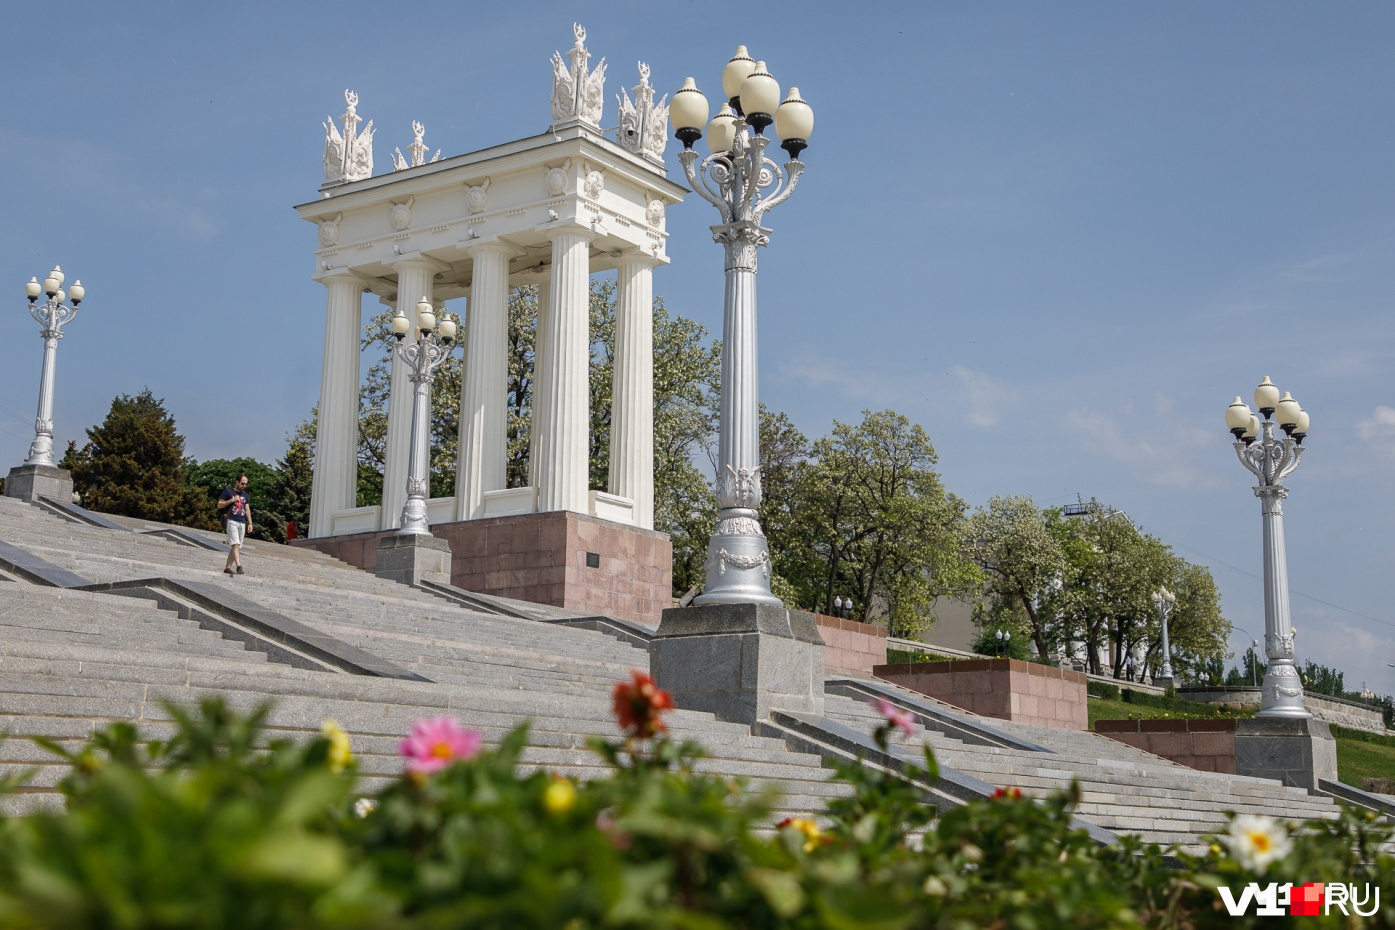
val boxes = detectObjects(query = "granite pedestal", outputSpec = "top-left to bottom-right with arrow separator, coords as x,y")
1234,716 -> 1338,790
650,603 -> 824,727
4,464 -> 72,504
375,534 -> 452,588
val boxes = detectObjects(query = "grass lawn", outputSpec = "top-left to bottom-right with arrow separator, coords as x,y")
1331,726 -> 1395,786
1086,695 -> 1253,729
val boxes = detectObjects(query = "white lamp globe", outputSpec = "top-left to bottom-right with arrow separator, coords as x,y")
1225,396 -> 1252,432
1275,391 -> 1301,427
706,103 -> 737,155
1254,376 -> 1280,413
721,46 -> 756,102
671,77 -> 709,149
738,61 -> 780,131
775,87 -> 814,159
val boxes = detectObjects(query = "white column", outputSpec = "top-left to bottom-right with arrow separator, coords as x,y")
610,252 -> 657,529
528,274 -> 552,488
535,226 -> 593,513
383,261 -> 436,529
309,273 -> 363,538
456,243 -> 511,519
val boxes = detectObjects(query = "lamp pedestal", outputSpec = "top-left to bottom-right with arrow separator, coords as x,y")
4,463 -> 73,504
375,533 -> 452,588
650,603 -> 825,728
1234,716 -> 1337,791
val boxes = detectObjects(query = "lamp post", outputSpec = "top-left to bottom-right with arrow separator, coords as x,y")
1234,629 -> 1263,687
1225,376 -> 1311,718
1152,586 -> 1176,686
391,298 -> 456,537
21,267 -> 86,467
995,629 -> 1011,657
670,49 -> 814,606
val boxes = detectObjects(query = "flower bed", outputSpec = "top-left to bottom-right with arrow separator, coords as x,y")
0,678 -> 1390,928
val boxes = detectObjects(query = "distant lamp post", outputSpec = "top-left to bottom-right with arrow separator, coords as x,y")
391,298 -> 456,537
1226,377 -> 1311,717
22,267 -> 86,467
1152,586 -> 1177,685
671,49 -> 813,606
995,629 -> 1011,657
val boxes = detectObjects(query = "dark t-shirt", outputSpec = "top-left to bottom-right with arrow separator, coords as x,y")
220,488 -> 250,523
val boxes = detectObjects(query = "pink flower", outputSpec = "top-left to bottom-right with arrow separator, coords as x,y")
399,716 -> 482,775
873,698 -> 917,736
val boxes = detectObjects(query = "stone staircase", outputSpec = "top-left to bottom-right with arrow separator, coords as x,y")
0,496 -> 845,819
0,495 -> 1364,850
821,683 -> 1342,852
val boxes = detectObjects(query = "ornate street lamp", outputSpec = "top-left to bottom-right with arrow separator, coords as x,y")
995,629 -> 1011,657
1225,376 -> 1311,717
1151,586 -> 1177,685
671,49 -> 814,606
21,267 -> 86,467
391,298 -> 456,536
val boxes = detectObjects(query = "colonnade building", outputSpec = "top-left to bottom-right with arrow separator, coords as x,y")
293,27 -> 684,623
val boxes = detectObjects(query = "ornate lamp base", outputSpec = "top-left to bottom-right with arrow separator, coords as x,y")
694,518 -> 782,607
1257,659 -> 1312,718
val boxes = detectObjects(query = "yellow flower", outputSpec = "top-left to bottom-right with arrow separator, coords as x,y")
321,720 -> 353,774
543,776 -> 578,816
779,817 -> 827,853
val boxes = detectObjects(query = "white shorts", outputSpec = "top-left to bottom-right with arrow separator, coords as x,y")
227,521 -> 246,547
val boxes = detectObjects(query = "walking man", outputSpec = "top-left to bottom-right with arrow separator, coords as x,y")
218,473 -> 253,576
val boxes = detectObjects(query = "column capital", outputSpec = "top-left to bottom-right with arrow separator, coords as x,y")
614,248 -> 663,271
464,237 -> 522,260
313,267 -> 371,287
541,221 -> 596,244
390,254 -> 452,274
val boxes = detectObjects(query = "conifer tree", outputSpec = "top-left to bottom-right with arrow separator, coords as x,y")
66,389 -> 212,528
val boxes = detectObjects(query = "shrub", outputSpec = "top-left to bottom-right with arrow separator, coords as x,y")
1088,680 -> 1120,700
0,684 -> 1391,928
885,648 -> 955,665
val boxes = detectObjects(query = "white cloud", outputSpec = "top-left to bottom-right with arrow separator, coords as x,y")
946,365 -> 1016,429
1061,393 -> 1221,489
1355,405 -> 1395,443
774,353 -> 1019,433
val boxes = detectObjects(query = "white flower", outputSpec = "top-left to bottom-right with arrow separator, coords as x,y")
354,797 -> 378,818
1222,814 -> 1292,871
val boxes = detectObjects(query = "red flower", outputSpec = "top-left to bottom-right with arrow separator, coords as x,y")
612,670 -> 675,739
991,786 -> 1023,800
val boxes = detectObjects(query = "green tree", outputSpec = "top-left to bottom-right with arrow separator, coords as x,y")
63,389 -> 212,528
781,410 -> 981,636
1033,503 -> 1229,677
1301,660 -> 1346,698
758,406 -> 813,608
967,496 -> 1068,657
274,429 -> 315,538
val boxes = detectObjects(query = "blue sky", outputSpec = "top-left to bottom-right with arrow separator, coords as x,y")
3,2 -> 1393,694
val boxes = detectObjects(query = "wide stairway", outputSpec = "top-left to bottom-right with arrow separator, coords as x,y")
0,496 -> 844,819
0,495 -> 1358,850
822,686 -> 1342,852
